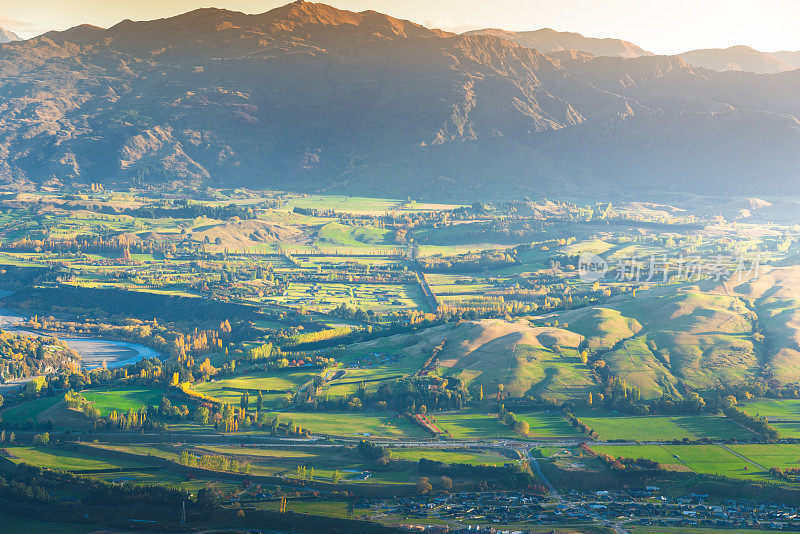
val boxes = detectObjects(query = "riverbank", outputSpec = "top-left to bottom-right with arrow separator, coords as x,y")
0,306 -> 160,369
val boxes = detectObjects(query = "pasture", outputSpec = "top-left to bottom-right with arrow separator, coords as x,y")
577,413 -> 751,441
80,387 -> 165,416
728,443 -> 800,470
590,444 -> 678,466
433,411 -> 518,440
388,447 -> 514,466
256,499 -> 370,518
87,443 -> 180,461
516,412 -> 583,438
194,369 -> 316,406
738,398 -> 800,421
632,528 -> 795,534
316,222 -> 393,248
6,446 -> 150,471
190,444 -> 417,485
263,412 -> 429,439
590,443 -> 790,483
321,367 -> 405,398
0,514 -> 94,534
269,281 -> 427,313
771,422 -> 800,438
0,396 -> 61,424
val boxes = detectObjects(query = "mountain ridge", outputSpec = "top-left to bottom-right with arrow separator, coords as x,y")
463,27 -> 651,58
680,45 -> 797,74
2,2 -> 800,199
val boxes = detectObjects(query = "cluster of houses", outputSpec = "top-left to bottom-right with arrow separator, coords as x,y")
356,489 -> 800,532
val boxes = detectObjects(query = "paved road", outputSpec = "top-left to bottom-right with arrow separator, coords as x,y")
526,449 -> 562,503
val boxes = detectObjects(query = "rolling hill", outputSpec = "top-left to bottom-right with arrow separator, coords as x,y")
341,318 -> 594,401
558,285 -> 759,398
343,268 -> 800,402
341,269 -> 800,402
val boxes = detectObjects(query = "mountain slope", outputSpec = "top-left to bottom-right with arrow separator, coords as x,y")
0,2 -> 637,195
2,2 -> 800,198
680,45 -> 795,74
464,27 -> 651,58
774,51 -> 800,69
0,27 -> 19,43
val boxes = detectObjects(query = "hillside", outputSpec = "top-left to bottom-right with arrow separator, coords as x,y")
342,319 -> 594,401
2,2 -> 800,198
774,51 -> 800,69
720,265 -> 800,384
558,286 -> 759,398
341,271 -> 800,402
343,269 -> 800,402
0,27 -> 19,43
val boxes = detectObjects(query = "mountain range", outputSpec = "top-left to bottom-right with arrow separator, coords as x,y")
678,45 -> 800,74
465,28 -> 800,75
463,27 -> 651,58
2,1 -> 800,200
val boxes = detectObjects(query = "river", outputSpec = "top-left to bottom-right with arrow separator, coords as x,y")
0,307 -> 161,370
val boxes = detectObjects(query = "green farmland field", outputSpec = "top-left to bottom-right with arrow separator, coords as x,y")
268,281 -> 427,314
590,444 -> 679,466
6,446 -> 150,471
632,528 -> 796,534
322,367 -> 406,398
195,370 -> 316,406
0,514 -> 95,534
389,447 -> 514,465
738,398 -> 800,420
591,443 -> 788,483
80,387 -> 165,416
433,411 -> 518,440
516,412 -> 583,438
578,413 -> 751,441
0,396 -> 61,424
263,412 -> 428,439
771,422 -> 800,438
728,443 -> 800,470
738,398 -> 800,437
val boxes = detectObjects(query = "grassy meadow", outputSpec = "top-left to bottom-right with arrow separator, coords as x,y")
6,446 -> 151,471
577,413 -> 752,441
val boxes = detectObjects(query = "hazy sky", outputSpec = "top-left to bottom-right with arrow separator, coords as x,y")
1,0 -> 799,54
